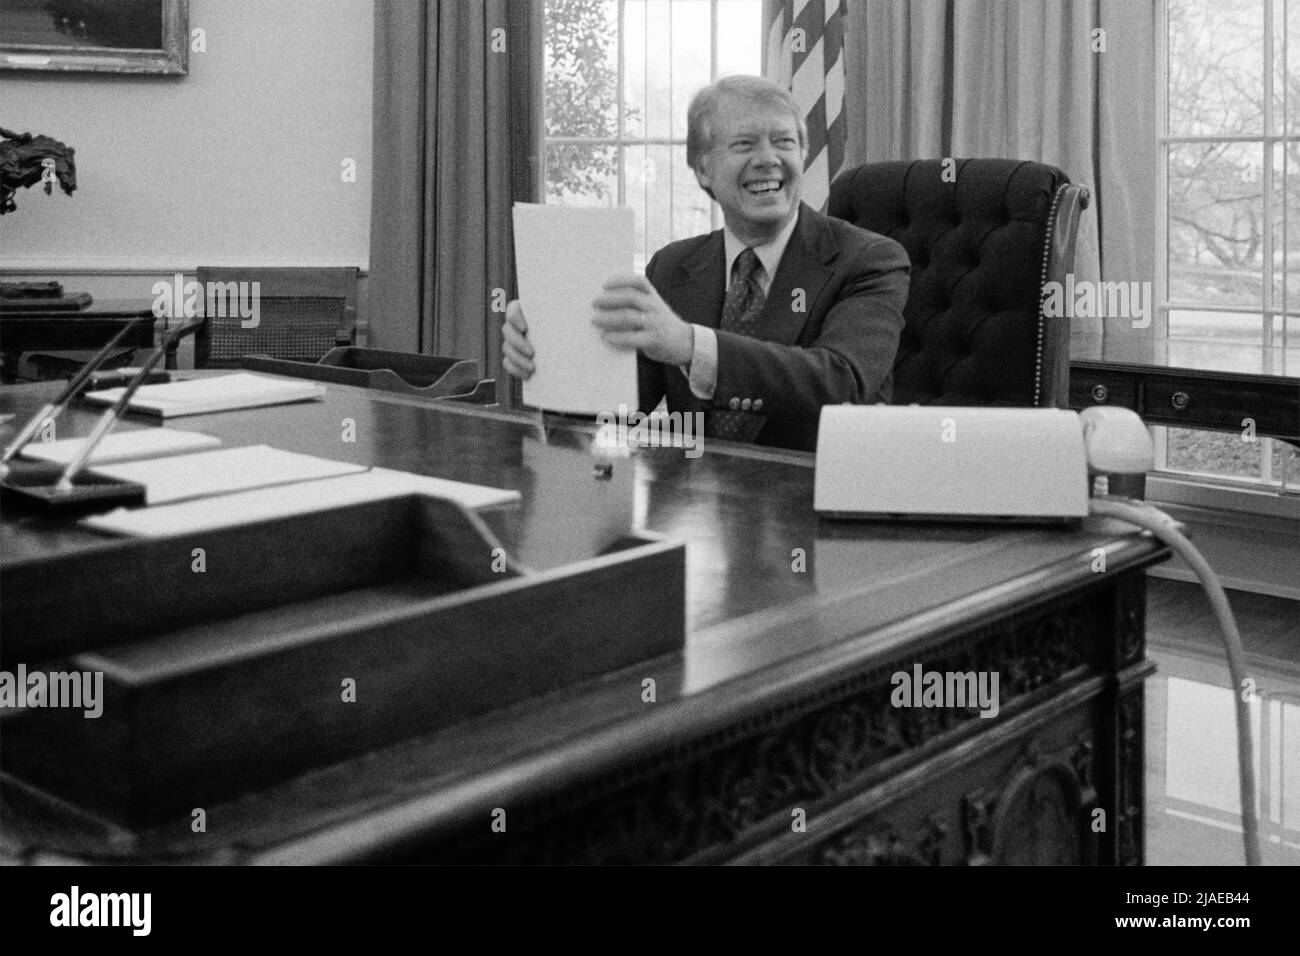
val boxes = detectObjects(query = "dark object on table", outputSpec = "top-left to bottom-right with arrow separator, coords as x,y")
2,280 -> 64,298
85,366 -> 170,390
0,467 -> 145,514
0,126 -> 77,215
241,347 -> 485,400
27,348 -> 135,382
0,300 -> 160,384
0,292 -> 94,312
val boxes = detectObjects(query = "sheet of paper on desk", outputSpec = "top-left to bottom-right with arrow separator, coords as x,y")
513,202 -> 638,415
83,373 -> 324,418
81,468 -> 521,537
88,445 -> 368,505
19,428 -> 221,466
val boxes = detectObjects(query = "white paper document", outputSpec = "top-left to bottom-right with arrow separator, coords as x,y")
89,445 -> 367,505
19,428 -> 222,466
513,202 -> 638,415
82,468 -> 521,537
83,373 -> 324,418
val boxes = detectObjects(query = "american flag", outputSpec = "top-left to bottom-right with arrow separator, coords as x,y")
763,0 -> 848,212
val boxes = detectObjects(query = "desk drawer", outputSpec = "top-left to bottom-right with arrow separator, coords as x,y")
1143,379 -> 1299,438
1069,370 -> 1137,409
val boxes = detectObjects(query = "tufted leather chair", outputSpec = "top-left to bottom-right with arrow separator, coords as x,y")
827,159 -> 1090,409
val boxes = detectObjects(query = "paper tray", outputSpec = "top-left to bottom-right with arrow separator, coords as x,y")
241,347 -> 484,399
1,494 -> 685,826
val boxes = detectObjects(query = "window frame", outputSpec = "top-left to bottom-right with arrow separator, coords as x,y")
542,0 -> 767,239
1152,0 -> 1298,498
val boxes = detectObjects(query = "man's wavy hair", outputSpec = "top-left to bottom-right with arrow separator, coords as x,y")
686,75 -> 807,198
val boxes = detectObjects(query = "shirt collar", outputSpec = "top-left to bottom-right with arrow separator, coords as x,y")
723,207 -> 801,285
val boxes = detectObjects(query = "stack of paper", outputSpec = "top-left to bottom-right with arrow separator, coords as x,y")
82,468 -> 521,537
20,428 -> 221,466
512,203 -> 638,415
89,445 -> 367,505
83,373 -> 325,418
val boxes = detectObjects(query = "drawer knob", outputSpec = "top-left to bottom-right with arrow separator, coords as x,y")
1170,390 -> 1190,411
1090,384 -> 1109,403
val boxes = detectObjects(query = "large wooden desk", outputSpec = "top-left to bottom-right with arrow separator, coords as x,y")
0,380 -> 1168,865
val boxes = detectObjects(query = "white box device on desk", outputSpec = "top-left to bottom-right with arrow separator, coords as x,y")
814,405 -> 1090,522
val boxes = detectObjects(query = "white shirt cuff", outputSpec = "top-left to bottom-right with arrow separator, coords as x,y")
682,325 -> 718,399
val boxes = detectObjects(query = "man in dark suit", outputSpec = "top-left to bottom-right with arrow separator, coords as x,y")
503,75 -> 909,452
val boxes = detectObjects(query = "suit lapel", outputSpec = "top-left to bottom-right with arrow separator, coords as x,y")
677,231 -> 727,329
758,205 -> 838,344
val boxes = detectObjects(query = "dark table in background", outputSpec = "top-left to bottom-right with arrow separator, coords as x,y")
0,379 -> 1168,865
1070,334 -> 1300,444
0,298 -> 166,382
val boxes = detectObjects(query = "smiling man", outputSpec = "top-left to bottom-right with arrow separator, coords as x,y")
503,75 -> 910,452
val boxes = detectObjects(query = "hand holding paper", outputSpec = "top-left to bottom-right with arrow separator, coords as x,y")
589,274 -> 694,367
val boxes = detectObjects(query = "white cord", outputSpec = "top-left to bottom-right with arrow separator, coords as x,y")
1089,496 -> 1262,866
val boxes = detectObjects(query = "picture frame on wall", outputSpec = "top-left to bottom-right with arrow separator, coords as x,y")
0,0 -> 188,75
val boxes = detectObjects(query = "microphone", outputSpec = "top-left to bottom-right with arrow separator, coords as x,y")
1,318 -> 204,513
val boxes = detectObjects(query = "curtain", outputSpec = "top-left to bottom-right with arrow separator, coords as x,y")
843,0 -> 1156,342
368,0 -> 542,393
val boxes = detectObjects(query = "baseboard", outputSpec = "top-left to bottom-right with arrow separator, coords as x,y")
1142,498 -> 1300,600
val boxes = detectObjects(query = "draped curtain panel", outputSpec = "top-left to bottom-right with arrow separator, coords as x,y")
843,0 -> 1156,340
368,0 -> 542,383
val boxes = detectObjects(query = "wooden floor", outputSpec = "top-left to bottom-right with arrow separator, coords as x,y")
1144,576 -> 1300,866
1148,577 -> 1300,676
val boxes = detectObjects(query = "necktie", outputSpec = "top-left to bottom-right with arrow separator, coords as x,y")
705,247 -> 767,442
721,247 -> 766,335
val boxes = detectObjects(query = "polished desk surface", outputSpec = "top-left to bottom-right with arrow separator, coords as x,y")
0,378 -> 1166,862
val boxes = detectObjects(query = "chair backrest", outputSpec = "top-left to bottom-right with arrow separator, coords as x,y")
193,267 -> 358,368
827,159 -> 1089,408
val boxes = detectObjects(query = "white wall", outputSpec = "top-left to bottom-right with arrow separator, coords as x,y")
0,0 -> 373,271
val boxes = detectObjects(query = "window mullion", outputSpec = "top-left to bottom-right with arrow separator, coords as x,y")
1263,0 -> 1275,344
617,0 -> 625,209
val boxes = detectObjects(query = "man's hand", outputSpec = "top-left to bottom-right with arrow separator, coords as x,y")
501,299 -> 534,379
591,275 -> 694,368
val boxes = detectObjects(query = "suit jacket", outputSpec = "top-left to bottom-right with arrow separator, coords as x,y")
640,203 -> 910,452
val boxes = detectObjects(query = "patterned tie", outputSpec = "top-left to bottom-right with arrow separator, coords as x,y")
705,247 -> 767,442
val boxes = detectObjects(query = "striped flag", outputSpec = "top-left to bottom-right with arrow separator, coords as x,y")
763,0 -> 848,212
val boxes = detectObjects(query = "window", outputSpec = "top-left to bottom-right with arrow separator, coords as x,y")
1158,0 -> 1298,492
543,0 -> 763,269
